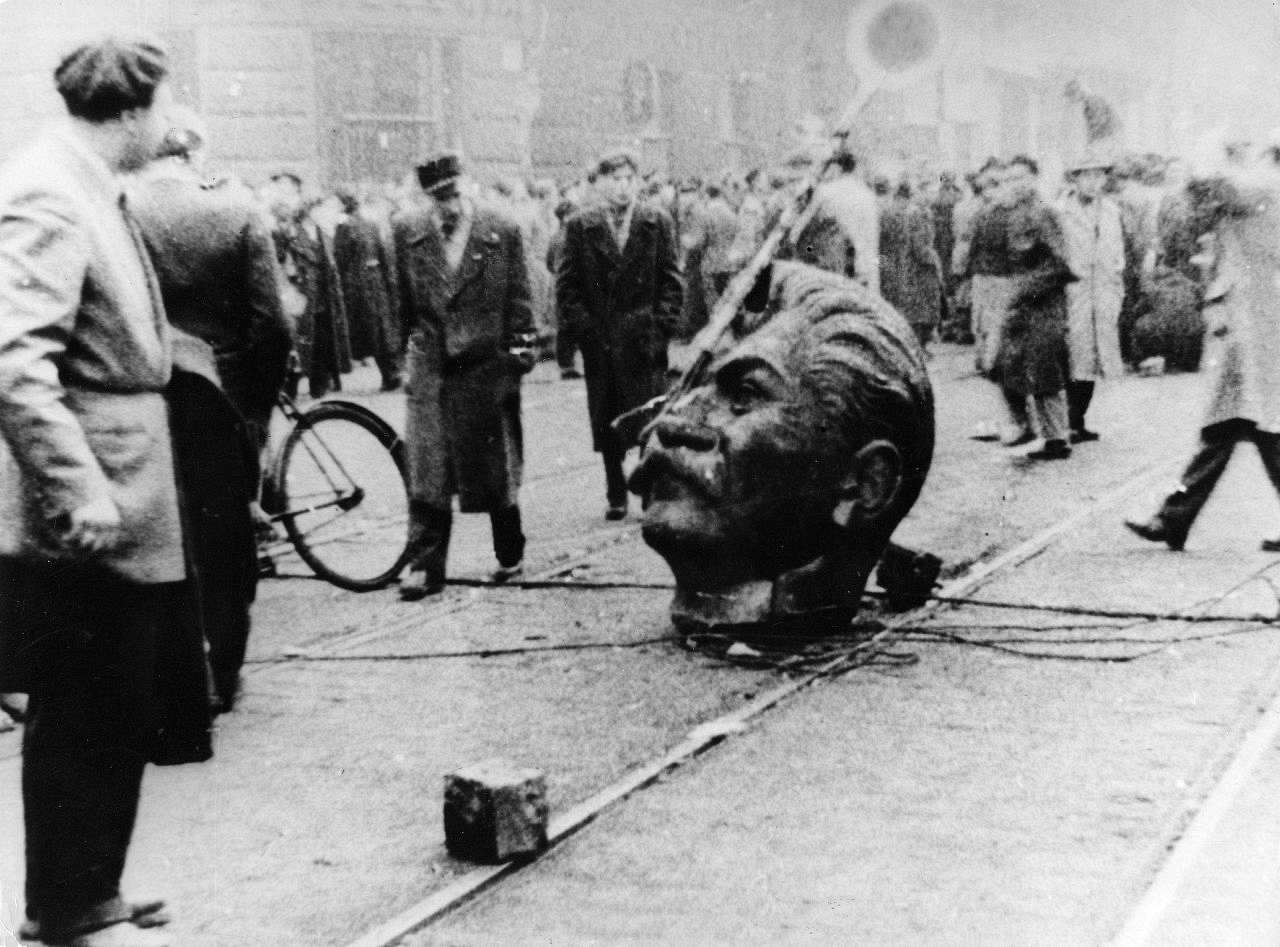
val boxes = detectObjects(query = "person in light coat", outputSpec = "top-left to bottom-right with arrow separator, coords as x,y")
1126,146 -> 1280,551
1058,155 -> 1125,441
0,38 -> 210,947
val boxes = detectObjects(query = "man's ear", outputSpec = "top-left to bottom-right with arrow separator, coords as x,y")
832,440 -> 902,529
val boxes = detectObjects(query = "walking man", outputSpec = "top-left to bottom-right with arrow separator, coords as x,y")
0,38 -> 211,947
995,156 -> 1078,460
1127,146 -> 1280,550
557,148 -> 683,519
393,152 -> 536,600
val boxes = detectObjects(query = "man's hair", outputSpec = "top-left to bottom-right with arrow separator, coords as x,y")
1008,154 -> 1039,176
745,167 -> 762,187
596,148 -> 639,177
705,183 -> 723,199
54,38 -> 168,122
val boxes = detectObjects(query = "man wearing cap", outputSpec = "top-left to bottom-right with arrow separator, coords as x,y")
557,148 -> 683,519
393,152 -> 536,600
1057,153 -> 1124,442
0,37 -> 208,947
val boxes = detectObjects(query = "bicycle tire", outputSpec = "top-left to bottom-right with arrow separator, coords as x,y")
273,399 -> 412,591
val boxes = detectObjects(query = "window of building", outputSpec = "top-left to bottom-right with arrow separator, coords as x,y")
314,32 -> 457,186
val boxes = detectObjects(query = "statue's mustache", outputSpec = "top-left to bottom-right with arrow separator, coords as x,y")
629,446 -> 725,501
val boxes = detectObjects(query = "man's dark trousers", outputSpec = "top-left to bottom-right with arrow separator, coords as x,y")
409,502 -> 525,582
1160,419 -> 1280,538
21,569 -> 205,940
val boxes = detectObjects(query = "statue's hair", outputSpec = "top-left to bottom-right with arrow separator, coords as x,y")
758,262 -> 935,528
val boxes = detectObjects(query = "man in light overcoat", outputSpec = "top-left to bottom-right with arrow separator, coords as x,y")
393,153 -> 536,600
1058,154 -> 1125,441
1128,148 -> 1280,551
0,39 -> 209,947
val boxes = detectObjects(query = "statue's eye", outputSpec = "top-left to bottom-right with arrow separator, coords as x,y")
727,375 -> 769,415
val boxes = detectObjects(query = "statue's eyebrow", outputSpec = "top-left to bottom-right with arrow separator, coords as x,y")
714,354 -> 786,389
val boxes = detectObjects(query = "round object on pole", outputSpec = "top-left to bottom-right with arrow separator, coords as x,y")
846,0 -> 944,89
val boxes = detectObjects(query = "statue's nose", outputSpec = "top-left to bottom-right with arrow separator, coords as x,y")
653,415 -> 719,452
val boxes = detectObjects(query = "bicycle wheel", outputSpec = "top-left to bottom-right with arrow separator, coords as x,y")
274,400 -> 412,591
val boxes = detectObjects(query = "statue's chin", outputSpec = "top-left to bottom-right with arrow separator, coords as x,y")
638,499 -> 727,555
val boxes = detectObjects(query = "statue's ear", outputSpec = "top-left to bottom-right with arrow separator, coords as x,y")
832,440 -> 902,529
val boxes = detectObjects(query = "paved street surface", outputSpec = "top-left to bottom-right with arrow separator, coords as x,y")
6,348 -> 1280,945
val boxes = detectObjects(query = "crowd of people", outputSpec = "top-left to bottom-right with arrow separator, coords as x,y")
0,31 -> 1256,947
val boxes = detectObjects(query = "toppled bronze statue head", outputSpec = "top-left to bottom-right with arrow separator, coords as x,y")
629,262 -> 934,633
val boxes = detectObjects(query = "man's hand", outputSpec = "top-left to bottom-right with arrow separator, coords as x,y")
59,497 -> 123,554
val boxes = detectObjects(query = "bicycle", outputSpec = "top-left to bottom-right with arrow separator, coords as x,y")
259,386 -> 413,592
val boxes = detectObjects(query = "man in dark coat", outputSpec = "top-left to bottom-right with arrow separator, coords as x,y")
269,172 -> 352,398
557,148 -> 683,519
995,156 -> 1078,460
127,113 -> 293,712
393,153 -> 537,600
879,180 -> 945,350
334,189 -> 402,391
0,39 -> 209,947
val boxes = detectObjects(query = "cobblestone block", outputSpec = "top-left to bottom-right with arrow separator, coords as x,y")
444,759 -> 549,863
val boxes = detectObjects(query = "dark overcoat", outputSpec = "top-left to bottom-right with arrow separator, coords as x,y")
334,213 -> 402,365
274,219 -> 352,386
557,202 -> 683,450
127,163 -> 286,708
394,201 -> 534,512
128,163 -> 292,432
997,196 -> 1078,397
879,196 -> 944,331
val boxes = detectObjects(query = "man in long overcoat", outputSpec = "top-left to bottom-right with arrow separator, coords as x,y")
334,189 -> 402,391
128,114 -> 293,712
1058,155 -> 1125,441
393,153 -> 536,599
557,148 -> 683,519
0,39 -> 210,947
269,172 -> 352,398
879,180 -> 945,350
1127,152 -> 1280,550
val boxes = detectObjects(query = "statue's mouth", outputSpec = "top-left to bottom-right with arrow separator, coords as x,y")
629,448 -> 724,503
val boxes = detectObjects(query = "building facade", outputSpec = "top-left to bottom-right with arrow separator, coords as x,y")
0,0 -> 1179,187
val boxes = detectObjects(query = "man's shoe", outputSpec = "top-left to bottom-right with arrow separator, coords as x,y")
491,561 -> 524,584
59,921 -> 172,947
1000,428 -> 1036,448
1026,439 -> 1071,460
560,368 -> 582,380
380,375 -> 403,392
1262,537 -> 1280,553
605,503 -> 627,521
399,570 -> 445,601
1124,516 -> 1185,551
23,903 -> 169,942
969,421 -> 1000,442
1070,428 -> 1101,444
